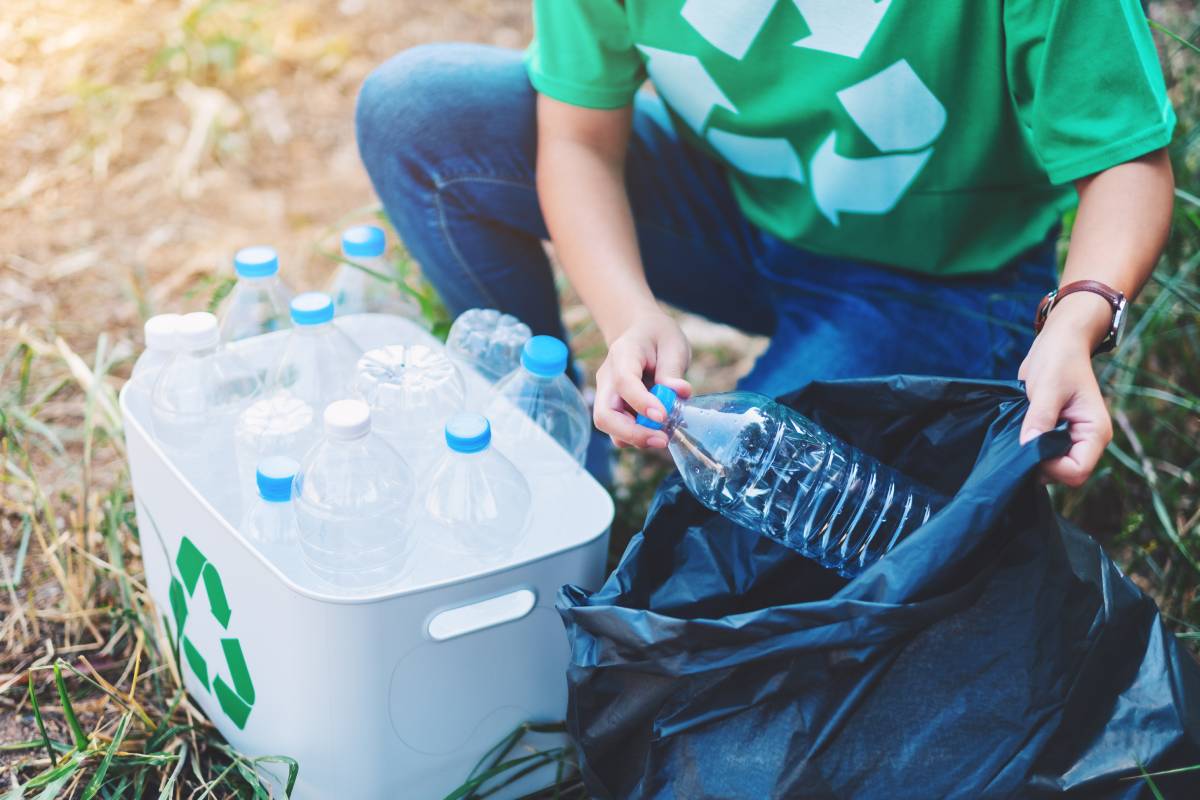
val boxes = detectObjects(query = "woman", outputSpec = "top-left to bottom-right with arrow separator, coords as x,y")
356,0 -> 1175,487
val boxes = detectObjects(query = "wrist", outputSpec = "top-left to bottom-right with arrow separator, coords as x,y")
1039,291 -> 1112,353
597,294 -> 662,343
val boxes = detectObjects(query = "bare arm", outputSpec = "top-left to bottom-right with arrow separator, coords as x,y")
536,94 -> 690,448
1019,147 -> 1175,485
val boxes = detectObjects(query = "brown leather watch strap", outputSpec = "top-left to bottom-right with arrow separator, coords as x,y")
1034,279 -> 1127,353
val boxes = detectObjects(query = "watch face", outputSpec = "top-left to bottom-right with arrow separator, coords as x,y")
1111,299 -> 1127,351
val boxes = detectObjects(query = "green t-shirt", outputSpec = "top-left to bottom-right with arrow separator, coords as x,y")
526,0 -> 1175,276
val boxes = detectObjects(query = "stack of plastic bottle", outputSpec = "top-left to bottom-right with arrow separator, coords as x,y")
133,234 -> 584,593
137,231 -> 941,593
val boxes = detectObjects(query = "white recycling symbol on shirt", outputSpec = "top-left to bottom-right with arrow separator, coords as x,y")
648,0 -> 946,226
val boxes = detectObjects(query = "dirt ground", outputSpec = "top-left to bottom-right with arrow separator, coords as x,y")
1,0 -> 759,405
3,0 -> 531,351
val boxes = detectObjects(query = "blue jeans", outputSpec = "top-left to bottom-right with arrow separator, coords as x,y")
356,44 -> 1056,472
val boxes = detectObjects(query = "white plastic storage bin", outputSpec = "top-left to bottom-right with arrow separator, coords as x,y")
121,314 -> 613,799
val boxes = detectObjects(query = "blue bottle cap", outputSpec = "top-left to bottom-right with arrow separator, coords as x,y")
520,335 -> 568,377
342,225 -> 387,258
234,246 -> 279,278
256,456 -> 298,502
634,384 -> 678,430
290,292 -> 334,325
445,413 -> 491,453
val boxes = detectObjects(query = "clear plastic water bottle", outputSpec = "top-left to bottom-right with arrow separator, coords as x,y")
488,336 -> 590,469
293,399 -> 416,589
329,225 -> 421,319
151,312 -> 263,520
234,392 -> 315,501
352,344 -> 465,466
130,313 -> 183,391
636,385 -> 945,578
269,292 -> 362,412
218,246 -> 294,342
424,413 -> 531,558
446,308 -> 531,383
241,456 -> 300,545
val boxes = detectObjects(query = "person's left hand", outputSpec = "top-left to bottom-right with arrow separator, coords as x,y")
1017,294 -> 1114,487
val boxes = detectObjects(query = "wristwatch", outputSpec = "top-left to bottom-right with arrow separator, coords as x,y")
1034,280 -> 1127,354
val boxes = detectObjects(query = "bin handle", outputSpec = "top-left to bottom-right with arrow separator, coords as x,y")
426,588 -> 538,641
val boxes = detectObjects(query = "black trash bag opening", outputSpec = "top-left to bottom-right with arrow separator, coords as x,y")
559,376 -> 1200,799
572,378 -> 1066,625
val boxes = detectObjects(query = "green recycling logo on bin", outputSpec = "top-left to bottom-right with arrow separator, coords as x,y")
168,536 -> 256,730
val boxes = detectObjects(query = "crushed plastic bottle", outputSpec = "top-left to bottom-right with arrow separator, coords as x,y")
269,292 -> 362,411
352,344 -> 465,466
234,392 -> 315,501
424,413 -> 531,558
329,225 -> 421,319
293,399 -> 416,589
130,313 -> 182,393
151,312 -> 262,520
218,246 -> 294,342
446,308 -> 531,383
241,456 -> 300,545
488,336 -> 590,470
636,385 -> 945,578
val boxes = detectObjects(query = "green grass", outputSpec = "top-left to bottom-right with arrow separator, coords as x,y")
1056,18 -> 1200,633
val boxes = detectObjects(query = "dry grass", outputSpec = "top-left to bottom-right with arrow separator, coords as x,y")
1,0 -> 1197,796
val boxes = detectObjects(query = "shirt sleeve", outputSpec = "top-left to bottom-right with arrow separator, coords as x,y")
526,0 -> 645,109
1004,0 -> 1175,185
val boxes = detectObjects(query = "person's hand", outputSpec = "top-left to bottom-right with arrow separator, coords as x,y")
594,308 -> 692,449
1018,294 -> 1114,487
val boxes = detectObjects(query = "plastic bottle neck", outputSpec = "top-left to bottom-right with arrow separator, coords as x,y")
294,322 -> 331,337
327,430 -> 369,444
172,345 -> 218,363
522,367 -> 557,383
238,273 -> 277,285
658,401 -> 685,439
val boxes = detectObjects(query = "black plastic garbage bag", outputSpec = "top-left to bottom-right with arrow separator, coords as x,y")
558,377 -> 1200,799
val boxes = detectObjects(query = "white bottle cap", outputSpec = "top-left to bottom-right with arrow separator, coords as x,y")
323,399 -> 371,440
144,313 -> 183,352
175,312 -> 220,351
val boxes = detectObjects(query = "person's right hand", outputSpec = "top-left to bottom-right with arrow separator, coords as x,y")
594,309 -> 693,449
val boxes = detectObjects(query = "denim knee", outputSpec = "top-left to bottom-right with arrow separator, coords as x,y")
356,43 -> 531,185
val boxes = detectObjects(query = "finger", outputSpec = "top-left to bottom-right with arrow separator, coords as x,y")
653,337 -> 690,387
606,409 -> 667,447
1038,455 -> 1090,488
658,376 -> 694,400
594,387 -> 664,447
614,366 -> 667,421
1019,380 -> 1067,446
1040,401 -> 1111,488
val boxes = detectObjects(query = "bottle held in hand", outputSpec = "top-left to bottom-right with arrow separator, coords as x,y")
636,385 -> 945,577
